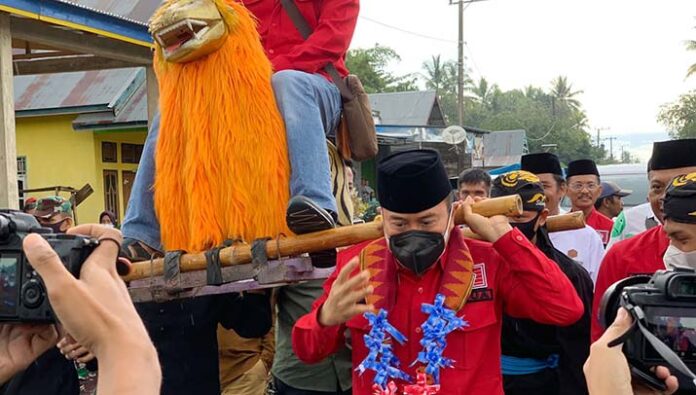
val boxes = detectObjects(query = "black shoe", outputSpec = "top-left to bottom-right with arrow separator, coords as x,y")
120,237 -> 163,262
286,195 -> 337,235
310,248 -> 337,269
286,196 -> 338,268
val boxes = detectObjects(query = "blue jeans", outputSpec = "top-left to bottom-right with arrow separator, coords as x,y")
122,71 -> 341,250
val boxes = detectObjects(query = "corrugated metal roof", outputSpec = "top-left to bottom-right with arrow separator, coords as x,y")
1,0 -> 156,45
72,81 -> 147,129
54,0 -> 161,26
369,91 -> 443,127
14,68 -> 141,114
482,129 -> 528,167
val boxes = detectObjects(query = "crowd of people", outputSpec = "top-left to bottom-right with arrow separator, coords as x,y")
5,139 -> 696,395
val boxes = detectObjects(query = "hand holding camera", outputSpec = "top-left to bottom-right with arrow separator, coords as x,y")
598,268 -> 696,394
585,307 -> 679,395
0,212 -> 161,394
21,224 -> 160,394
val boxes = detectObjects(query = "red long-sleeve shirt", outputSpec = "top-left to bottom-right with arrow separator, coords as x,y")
585,208 -> 614,245
292,228 -> 583,395
591,225 -> 670,341
242,0 -> 359,77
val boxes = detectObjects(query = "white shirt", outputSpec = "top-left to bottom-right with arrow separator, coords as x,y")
550,225 -> 606,284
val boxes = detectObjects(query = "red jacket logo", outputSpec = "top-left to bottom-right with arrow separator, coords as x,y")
473,263 -> 488,289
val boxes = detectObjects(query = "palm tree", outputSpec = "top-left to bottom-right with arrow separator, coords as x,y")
423,55 -> 445,93
550,76 -> 583,115
472,77 -> 496,106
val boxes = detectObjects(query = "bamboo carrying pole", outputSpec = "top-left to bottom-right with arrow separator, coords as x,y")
460,210 -> 585,240
122,195 -> 523,281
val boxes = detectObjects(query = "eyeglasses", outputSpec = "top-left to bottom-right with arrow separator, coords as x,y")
569,182 -> 599,192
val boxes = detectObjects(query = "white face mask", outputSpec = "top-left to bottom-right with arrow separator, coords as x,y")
102,223 -> 115,228
663,244 -> 696,270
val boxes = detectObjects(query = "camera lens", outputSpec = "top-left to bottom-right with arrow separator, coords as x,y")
21,280 -> 44,309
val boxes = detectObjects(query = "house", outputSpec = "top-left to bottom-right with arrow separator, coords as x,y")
364,90 -> 490,187
1,0 -> 156,212
480,129 -> 528,169
369,91 -> 446,127
14,68 -> 148,223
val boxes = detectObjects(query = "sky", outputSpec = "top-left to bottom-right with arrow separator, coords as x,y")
350,0 -> 696,161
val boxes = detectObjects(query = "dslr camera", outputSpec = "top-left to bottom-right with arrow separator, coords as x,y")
599,267 -> 696,393
0,210 -> 97,322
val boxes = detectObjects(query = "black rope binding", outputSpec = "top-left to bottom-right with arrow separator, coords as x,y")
163,251 -> 185,294
251,238 -> 271,268
205,246 -> 224,286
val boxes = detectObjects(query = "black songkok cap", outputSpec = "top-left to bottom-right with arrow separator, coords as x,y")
567,159 -> 599,178
520,152 -> 563,177
649,139 -> 696,171
377,149 -> 451,214
664,173 -> 696,225
491,171 -> 546,212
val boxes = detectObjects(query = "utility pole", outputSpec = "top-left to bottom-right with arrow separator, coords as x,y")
595,127 -> 608,148
606,136 -> 618,161
457,0 -> 464,126
449,0 -> 489,126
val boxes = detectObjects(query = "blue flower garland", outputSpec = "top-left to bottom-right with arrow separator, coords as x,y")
359,294 -> 468,392
356,309 -> 411,391
411,294 -> 468,384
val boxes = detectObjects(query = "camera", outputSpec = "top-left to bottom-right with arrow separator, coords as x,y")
599,267 -> 696,393
0,210 -> 98,322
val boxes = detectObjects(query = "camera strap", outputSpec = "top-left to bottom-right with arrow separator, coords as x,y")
613,305 -> 696,385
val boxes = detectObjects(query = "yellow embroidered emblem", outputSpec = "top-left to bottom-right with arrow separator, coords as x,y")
672,172 -> 696,187
501,170 -> 540,187
527,193 -> 547,205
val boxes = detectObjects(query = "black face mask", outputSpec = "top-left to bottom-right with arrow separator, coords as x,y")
389,230 -> 445,276
45,219 -> 67,234
511,213 -> 540,240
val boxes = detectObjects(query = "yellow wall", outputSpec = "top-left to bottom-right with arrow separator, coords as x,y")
15,115 -> 146,225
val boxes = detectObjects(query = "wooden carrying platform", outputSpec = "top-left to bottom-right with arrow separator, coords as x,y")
126,196 -> 585,302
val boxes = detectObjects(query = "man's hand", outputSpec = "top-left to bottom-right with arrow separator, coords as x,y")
0,324 -> 58,383
460,197 -> 512,243
318,258 -> 374,327
584,307 -> 679,395
58,334 -> 95,364
23,225 -> 161,394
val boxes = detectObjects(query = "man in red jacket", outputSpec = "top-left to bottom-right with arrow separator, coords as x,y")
292,149 -> 583,395
566,159 -> 614,245
592,139 -> 696,342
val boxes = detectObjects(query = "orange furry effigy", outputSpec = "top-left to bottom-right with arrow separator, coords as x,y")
152,0 -> 290,252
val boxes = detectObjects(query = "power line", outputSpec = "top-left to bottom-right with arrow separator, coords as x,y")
358,16 -> 457,44
463,42 -> 483,78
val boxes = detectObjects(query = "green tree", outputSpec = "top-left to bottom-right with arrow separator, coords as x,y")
423,55 -> 446,94
658,91 -> 696,139
471,77 -> 498,107
461,78 -> 598,163
422,55 -> 471,124
345,44 -> 418,93
550,75 -> 583,115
